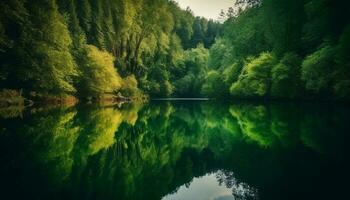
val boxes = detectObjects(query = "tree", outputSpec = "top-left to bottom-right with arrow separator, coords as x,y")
219,9 -> 226,22
0,0 -> 29,86
223,63 -> 242,86
227,7 -> 236,19
190,17 -> 205,48
2,0 -> 350,101
120,75 -> 141,97
261,0 -> 305,55
24,0 -> 79,94
208,38 -> 231,69
57,0 -> 86,50
204,20 -> 220,48
301,44 -> 336,96
201,71 -> 227,97
76,0 -> 92,40
271,52 -> 302,98
145,64 -> 174,97
89,0 -> 105,49
334,25 -> 350,99
234,0 -> 261,8
221,7 -> 270,62
173,45 -> 209,97
230,52 -> 277,98
78,45 -> 122,98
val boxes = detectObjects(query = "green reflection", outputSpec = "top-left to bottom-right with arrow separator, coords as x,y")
0,102 -> 349,200
19,106 -> 80,186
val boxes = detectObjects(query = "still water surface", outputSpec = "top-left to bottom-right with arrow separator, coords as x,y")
0,101 -> 349,200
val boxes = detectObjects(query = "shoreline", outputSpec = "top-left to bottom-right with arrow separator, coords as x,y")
0,89 -> 148,108
1,89 -> 349,109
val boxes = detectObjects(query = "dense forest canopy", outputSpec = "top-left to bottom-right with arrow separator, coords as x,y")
0,0 -> 350,101
204,0 -> 350,100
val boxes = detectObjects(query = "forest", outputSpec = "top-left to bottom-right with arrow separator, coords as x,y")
1,0 -> 350,103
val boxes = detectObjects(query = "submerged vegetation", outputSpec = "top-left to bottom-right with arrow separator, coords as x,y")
1,0 -> 350,102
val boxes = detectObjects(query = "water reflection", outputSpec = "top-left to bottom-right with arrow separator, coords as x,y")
162,170 -> 257,200
0,102 -> 349,199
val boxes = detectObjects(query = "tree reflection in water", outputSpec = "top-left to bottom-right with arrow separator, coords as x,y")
216,170 -> 257,200
0,102 -> 349,200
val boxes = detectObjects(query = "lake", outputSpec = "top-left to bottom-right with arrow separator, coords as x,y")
0,101 -> 349,200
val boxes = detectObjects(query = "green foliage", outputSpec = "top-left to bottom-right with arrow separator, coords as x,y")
1,0 -> 350,101
230,105 -> 275,147
302,0 -> 331,52
223,63 -> 242,85
20,108 -> 80,185
0,0 -> 28,53
0,0 -> 79,94
207,38 -> 232,69
57,0 -> 86,48
120,75 -> 142,97
0,0 -> 222,99
78,45 -> 122,97
301,44 -> 336,95
26,0 -> 79,94
161,80 -> 174,97
143,64 -> 174,97
261,0 -> 305,54
78,107 -> 123,155
172,45 -> 209,97
3,101 -> 349,199
201,71 -> 227,97
271,52 -> 302,98
206,0 -> 350,100
334,25 -> 350,99
230,52 -> 277,98
173,74 -> 195,96
221,7 -> 269,61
